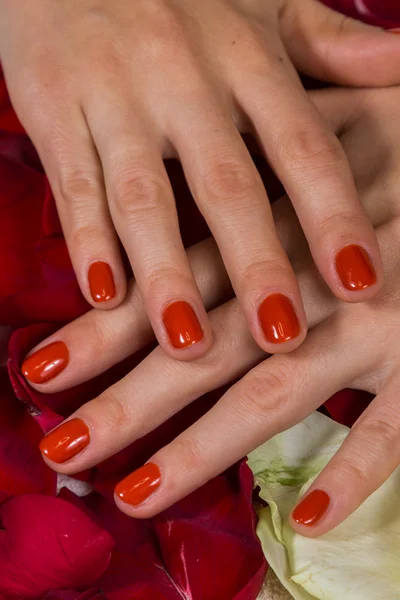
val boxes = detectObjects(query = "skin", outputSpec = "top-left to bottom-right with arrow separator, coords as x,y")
25,86 -> 400,535
3,0 -> 400,358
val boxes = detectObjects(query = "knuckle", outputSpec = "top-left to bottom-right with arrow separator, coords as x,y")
141,3 -> 189,60
203,160 -> 258,206
195,336 -> 238,381
145,265 -> 190,292
172,436 -> 208,474
354,417 -> 400,454
71,224 -> 110,251
239,28 -> 278,76
331,457 -> 370,488
57,168 -> 100,207
112,169 -> 169,221
20,54 -> 61,100
242,258 -> 292,286
236,365 -> 292,420
96,388 -> 132,433
275,126 -> 344,172
79,316 -> 113,358
317,211 -> 367,240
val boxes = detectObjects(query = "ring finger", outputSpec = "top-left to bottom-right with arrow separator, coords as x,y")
85,87 -> 212,360
232,35 -> 383,303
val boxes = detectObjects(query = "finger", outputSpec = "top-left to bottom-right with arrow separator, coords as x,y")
290,374 -> 400,537
37,300 -> 261,471
21,197 -> 314,391
36,250 -> 338,474
170,91 -> 307,354
21,238 -> 232,390
85,92 -> 211,360
24,100 -> 126,309
234,38 -> 383,304
280,0 -> 400,86
113,312 -> 371,517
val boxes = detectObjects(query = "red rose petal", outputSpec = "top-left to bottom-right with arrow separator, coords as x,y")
0,495 -> 114,597
44,590 -> 106,600
321,0 -> 400,27
0,368 -> 55,499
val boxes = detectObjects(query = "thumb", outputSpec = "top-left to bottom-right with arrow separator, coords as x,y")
280,0 -> 400,86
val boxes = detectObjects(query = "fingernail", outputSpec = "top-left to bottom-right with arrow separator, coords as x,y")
335,245 -> 377,291
39,418 -> 90,464
388,29 -> 400,33
258,293 -> 300,344
22,341 -> 69,384
292,489 -> 330,526
115,463 -> 161,506
163,301 -> 204,349
88,261 -> 116,303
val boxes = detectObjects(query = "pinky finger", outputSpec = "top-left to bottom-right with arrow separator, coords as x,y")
40,109 -> 127,309
290,374 -> 400,537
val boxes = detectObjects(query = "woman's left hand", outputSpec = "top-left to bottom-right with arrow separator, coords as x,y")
23,85 -> 400,535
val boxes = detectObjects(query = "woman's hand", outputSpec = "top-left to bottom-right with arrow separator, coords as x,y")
2,0 -> 400,359
21,85 -> 400,534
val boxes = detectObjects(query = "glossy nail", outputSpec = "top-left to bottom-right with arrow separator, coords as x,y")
88,261 -> 116,303
258,294 -> 300,344
163,301 -> 204,349
39,418 -> 90,464
115,463 -> 161,506
22,341 -> 69,384
335,245 -> 377,291
292,490 -> 330,526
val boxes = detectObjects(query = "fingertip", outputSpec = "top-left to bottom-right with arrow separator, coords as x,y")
21,340 -> 70,386
290,488 -> 333,538
252,292 -> 308,355
331,243 -> 384,304
85,260 -> 127,310
113,462 -> 163,518
157,300 -> 214,361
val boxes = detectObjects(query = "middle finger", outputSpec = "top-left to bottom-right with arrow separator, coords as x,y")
170,90 -> 307,354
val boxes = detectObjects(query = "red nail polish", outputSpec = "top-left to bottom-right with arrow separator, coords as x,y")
163,301 -> 204,349
292,489 -> 330,526
115,463 -> 161,506
335,245 -> 377,291
88,261 -> 116,303
388,29 -> 400,33
258,294 -> 300,344
39,419 -> 90,464
22,341 -> 69,384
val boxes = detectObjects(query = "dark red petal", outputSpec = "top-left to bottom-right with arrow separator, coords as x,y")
0,495 -> 114,597
0,368 -> 55,499
321,0 -> 400,27
44,589 -> 106,600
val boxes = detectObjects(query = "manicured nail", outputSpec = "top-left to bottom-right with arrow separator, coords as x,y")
162,301 -> 204,349
39,418 -> 90,464
292,490 -> 330,527
88,261 -> 116,303
335,245 -> 377,291
115,463 -> 161,506
388,29 -> 400,33
22,341 -> 69,384
258,293 -> 300,344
